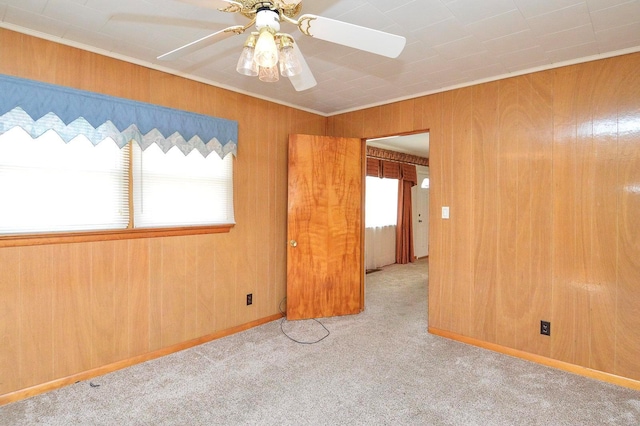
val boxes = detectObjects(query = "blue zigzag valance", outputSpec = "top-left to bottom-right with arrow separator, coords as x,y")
0,74 -> 237,158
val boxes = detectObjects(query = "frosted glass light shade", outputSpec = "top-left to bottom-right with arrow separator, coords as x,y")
236,45 -> 258,76
254,29 -> 278,68
278,42 -> 301,77
236,34 -> 258,76
258,65 -> 279,83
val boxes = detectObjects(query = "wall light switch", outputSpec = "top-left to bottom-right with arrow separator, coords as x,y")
442,206 -> 450,219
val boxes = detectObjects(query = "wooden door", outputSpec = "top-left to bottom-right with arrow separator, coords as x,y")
286,134 -> 364,320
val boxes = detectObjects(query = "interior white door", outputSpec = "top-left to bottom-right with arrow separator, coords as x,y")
412,172 -> 429,258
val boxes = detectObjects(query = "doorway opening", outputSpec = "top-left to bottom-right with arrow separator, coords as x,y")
364,132 -> 430,272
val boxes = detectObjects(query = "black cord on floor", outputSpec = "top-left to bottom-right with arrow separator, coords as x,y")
278,297 -> 330,345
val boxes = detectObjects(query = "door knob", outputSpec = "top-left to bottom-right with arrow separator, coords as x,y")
290,240 -> 298,247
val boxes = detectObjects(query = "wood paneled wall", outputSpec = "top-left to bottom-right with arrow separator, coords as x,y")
0,28 -> 326,398
327,53 -> 640,383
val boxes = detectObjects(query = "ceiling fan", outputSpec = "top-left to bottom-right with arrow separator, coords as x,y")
157,0 -> 407,91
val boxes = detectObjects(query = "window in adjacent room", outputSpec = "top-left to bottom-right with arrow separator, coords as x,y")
365,176 -> 398,228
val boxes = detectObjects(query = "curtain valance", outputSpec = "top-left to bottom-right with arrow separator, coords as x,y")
366,157 -> 417,185
366,145 -> 428,167
0,74 -> 238,158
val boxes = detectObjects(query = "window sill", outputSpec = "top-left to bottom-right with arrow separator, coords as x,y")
0,224 -> 234,248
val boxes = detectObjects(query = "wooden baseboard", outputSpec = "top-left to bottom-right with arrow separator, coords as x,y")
429,327 -> 640,391
0,313 -> 283,406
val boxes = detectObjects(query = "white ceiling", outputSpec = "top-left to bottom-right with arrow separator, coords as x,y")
367,133 -> 429,158
1,0 -> 639,117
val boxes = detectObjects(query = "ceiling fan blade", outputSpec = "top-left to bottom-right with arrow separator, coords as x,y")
288,43 -> 317,91
157,25 -> 245,61
297,14 -> 406,59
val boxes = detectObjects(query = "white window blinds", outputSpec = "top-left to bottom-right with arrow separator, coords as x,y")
0,127 -> 129,234
132,143 -> 234,228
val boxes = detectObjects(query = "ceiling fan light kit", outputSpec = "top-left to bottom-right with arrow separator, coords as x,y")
235,30 -> 302,81
159,0 -> 407,91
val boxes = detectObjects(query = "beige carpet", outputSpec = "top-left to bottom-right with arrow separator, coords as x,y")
2,259 -> 639,425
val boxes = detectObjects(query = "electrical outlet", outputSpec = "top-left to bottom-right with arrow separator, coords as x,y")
246,293 -> 253,306
540,320 -> 550,336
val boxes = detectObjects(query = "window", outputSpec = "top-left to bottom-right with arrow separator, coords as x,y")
365,176 -> 398,228
132,143 -> 234,228
0,128 -> 234,236
0,74 -> 238,241
0,127 -> 129,234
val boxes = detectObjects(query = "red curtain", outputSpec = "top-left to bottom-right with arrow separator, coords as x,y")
367,157 -> 417,265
